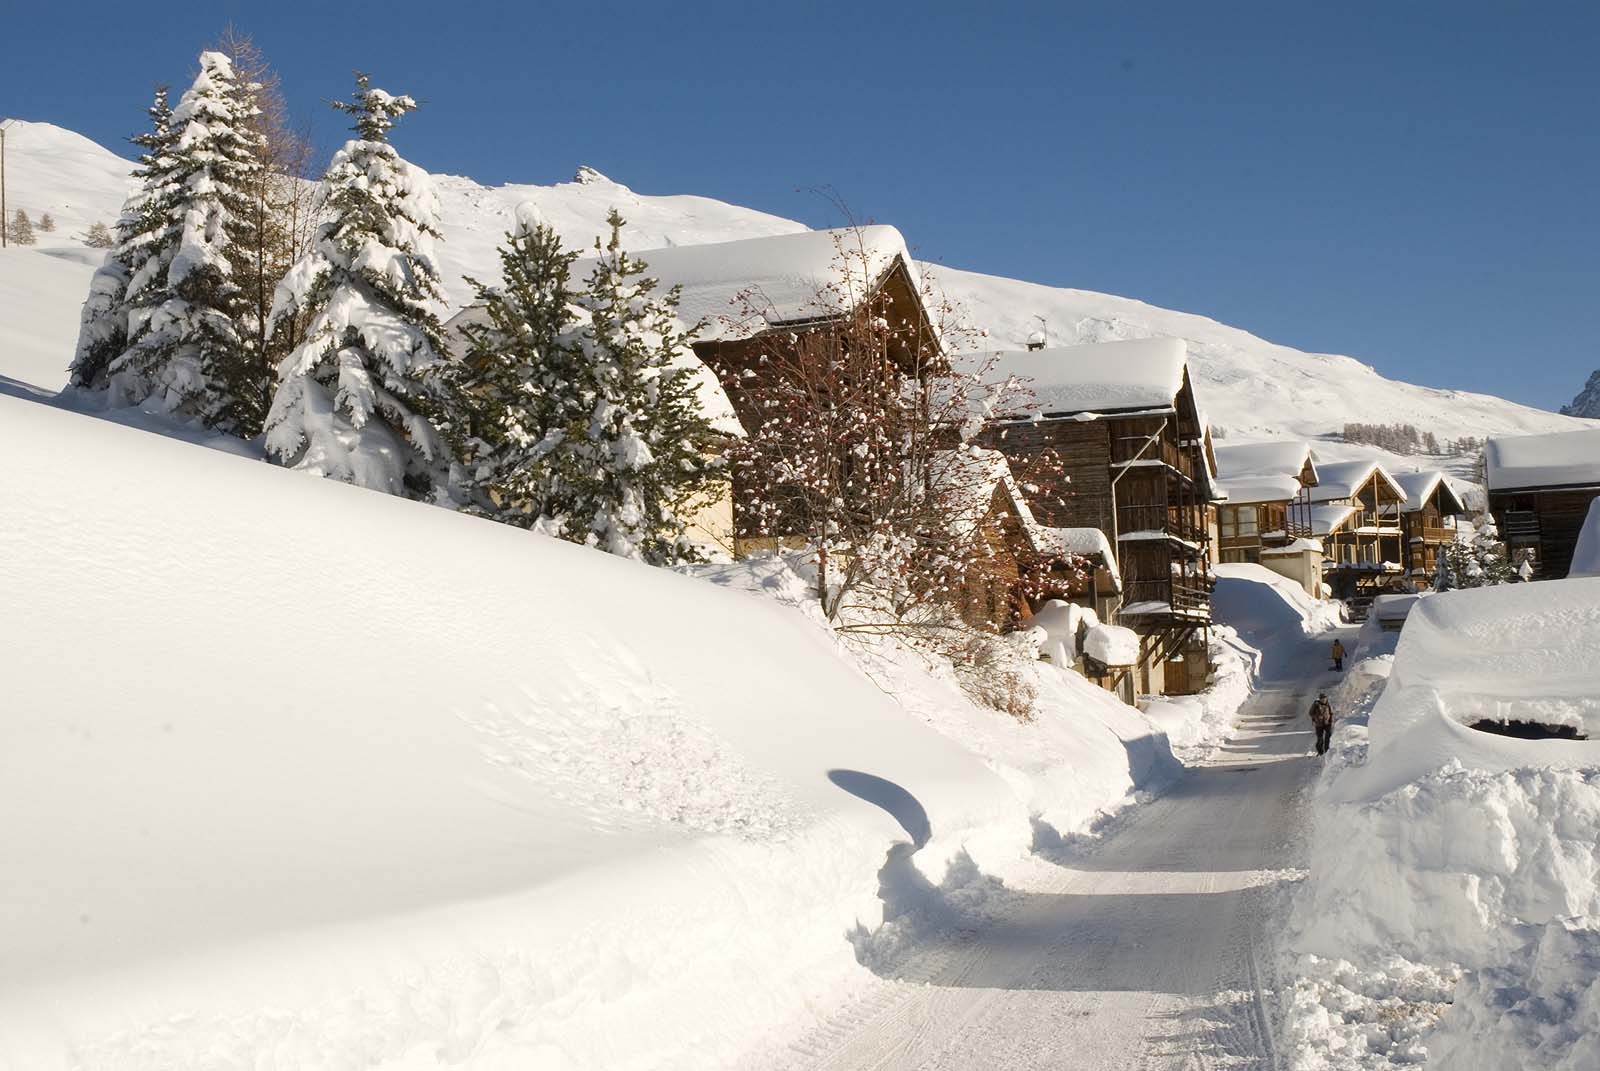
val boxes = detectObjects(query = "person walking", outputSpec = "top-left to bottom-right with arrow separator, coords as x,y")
1330,638 -> 1346,671
1309,692 -> 1335,756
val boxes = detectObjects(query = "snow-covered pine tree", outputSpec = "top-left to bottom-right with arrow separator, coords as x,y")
556,209 -> 721,563
37,212 -> 55,233
264,74 -> 454,499
447,204 -> 581,524
69,87 -> 177,393
110,51 -> 266,434
1435,514 -> 1516,590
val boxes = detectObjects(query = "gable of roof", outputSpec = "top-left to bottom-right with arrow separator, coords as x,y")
1308,459 -> 1405,504
1391,469 -> 1466,515
1484,429 -> 1600,492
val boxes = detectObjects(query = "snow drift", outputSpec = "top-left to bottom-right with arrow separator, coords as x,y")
1288,576 -> 1600,1070
0,392 -> 1172,1070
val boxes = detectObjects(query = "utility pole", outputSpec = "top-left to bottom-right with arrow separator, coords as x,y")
0,119 -> 11,249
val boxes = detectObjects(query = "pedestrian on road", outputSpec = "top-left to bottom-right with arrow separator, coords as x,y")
1309,692 -> 1335,756
1330,638 -> 1346,671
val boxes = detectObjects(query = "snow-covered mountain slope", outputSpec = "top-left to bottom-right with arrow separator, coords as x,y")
2,118 -> 1590,466
0,387 -> 1169,1069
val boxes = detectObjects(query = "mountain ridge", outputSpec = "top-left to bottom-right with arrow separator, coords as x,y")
0,117 -> 1590,479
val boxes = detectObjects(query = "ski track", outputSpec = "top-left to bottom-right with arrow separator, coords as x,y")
759,637 -> 1340,1071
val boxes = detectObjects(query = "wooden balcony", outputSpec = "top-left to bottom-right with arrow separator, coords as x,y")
1413,525 -> 1456,544
1120,577 -> 1211,622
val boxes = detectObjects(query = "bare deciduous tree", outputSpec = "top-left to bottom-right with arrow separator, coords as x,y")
211,26 -> 320,426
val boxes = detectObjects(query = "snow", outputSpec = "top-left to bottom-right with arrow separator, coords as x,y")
1571,499 -> 1600,578
1083,623 -> 1139,666
0,246 -> 97,391
0,388 -> 1188,1069
1214,473 -> 1304,504
1484,427 -> 1600,491
1028,598 -> 1100,668
953,336 -> 1189,416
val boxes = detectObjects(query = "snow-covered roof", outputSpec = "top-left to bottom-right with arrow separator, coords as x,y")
1309,503 -> 1356,536
589,225 -> 919,343
1214,474 -> 1305,505
1213,440 -> 1316,485
932,445 -> 1121,588
1308,459 -> 1404,504
954,337 -> 1188,416
1571,499 -> 1600,579
1262,537 -> 1324,555
1484,429 -> 1600,492
440,304 -> 745,438
1391,470 -> 1466,515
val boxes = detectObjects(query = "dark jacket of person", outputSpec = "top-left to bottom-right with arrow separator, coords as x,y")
1309,697 -> 1335,726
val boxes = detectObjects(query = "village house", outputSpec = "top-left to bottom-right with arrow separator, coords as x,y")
1389,470 -> 1467,583
965,336 -> 1223,697
621,226 -> 940,556
1306,459 -> 1407,612
1485,429 -> 1600,579
1212,440 -> 1324,597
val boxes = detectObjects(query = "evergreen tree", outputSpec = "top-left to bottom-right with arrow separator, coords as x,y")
69,87 -> 178,393
448,204 -> 581,524
264,74 -> 454,500
82,222 -> 115,249
37,212 -> 55,233
111,51 -> 266,434
557,209 -> 721,563
1435,514 -> 1516,590
448,207 -> 721,564
8,210 -> 35,245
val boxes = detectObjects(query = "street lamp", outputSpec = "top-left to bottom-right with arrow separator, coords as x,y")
0,119 -> 13,249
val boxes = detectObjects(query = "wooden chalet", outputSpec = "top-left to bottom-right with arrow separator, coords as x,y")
966,337 -> 1222,697
1485,429 -> 1600,580
1390,470 -> 1467,582
1308,460 -> 1407,609
1212,441 -> 1324,597
618,226 -> 940,555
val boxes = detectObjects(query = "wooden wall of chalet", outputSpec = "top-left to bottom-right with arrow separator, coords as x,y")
975,420 -> 1113,532
694,261 -> 937,544
1491,487 -> 1600,579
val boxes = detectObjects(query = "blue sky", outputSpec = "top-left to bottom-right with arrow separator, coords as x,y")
6,2 -> 1597,411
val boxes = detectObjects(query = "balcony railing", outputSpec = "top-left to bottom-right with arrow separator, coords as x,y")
1121,577 -> 1211,617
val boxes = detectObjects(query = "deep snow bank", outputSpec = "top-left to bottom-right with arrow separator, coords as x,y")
0,392 -> 1169,1070
1286,577 -> 1600,1069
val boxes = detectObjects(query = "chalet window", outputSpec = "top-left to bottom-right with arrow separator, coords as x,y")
1219,505 -> 1258,538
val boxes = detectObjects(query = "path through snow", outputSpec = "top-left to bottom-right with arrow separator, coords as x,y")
757,632 -> 1349,1070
